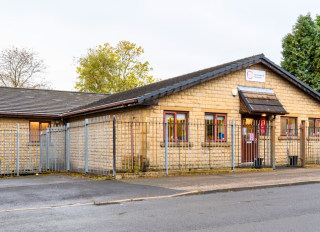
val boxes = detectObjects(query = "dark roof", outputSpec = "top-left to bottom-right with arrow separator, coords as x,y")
2,54 -> 319,118
0,87 -> 108,117
238,86 -> 287,115
65,54 -> 265,114
64,53 -> 320,117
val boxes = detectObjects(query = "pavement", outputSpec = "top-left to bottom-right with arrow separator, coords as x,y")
1,167 -> 320,211
122,167 -> 320,193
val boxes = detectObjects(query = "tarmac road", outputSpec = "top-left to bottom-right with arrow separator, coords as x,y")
0,174 -> 183,211
1,182 -> 320,231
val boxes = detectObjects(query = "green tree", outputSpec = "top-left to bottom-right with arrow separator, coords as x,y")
281,13 -> 320,91
75,41 -> 157,93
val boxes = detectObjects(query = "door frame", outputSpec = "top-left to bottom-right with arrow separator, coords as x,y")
241,115 -> 261,163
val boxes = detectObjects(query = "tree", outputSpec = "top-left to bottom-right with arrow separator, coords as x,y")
281,13 -> 320,91
0,47 -> 49,88
75,41 -> 157,93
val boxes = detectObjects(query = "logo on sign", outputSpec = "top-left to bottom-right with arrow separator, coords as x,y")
246,69 -> 266,83
247,70 -> 254,79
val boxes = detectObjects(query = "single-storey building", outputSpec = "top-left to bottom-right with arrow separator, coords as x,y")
1,54 -> 320,175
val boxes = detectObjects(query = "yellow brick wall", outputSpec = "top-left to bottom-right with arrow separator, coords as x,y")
0,118 -> 57,174
66,63 -> 320,170
67,107 -> 149,172
145,63 -> 320,166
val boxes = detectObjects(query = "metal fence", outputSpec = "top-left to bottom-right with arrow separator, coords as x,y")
2,117 -> 320,177
306,126 -> 320,165
40,126 -> 66,172
114,119 -> 273,173
0,125 -> 41,176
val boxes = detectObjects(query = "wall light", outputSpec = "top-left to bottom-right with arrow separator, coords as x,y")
261,113 -> 267,117
232,89 -> 238,97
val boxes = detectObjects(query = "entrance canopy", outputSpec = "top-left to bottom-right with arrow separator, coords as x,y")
238,86 -> 287,115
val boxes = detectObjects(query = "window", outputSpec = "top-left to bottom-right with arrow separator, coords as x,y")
308,118 -> 320,136
164,111 -> 188,141
29,121 -> 51,142
280,117 -> 297,136
205,113 -> 227,142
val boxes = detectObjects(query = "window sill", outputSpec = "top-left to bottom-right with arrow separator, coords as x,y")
27,142 -> 40,146
201,142 -> 231,147
278,136 -> 299,140
160,141 -> 193,147
307,137 -> 320,141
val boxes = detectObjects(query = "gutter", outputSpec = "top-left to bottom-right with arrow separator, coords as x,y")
61,98 -> 139,118
0,112 -> 60,119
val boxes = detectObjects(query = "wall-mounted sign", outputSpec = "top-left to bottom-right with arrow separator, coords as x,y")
260,118 -> 266,135
249,133 -> 254,141
246,69 -> 266,83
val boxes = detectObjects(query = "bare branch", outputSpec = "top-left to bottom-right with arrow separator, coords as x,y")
0,46 -> 50,89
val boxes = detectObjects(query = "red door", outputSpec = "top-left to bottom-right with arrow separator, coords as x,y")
242,117 -> 259,163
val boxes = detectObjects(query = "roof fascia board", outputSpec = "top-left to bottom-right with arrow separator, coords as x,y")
61,102 -> 141,119
260,58 -> 320,102
137,55 -> 264,103
61,98 -> 138,117
0,112 -> 60,119
239,91 -> 253,113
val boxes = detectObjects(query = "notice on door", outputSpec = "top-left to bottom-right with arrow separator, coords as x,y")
246,69 -> 266,83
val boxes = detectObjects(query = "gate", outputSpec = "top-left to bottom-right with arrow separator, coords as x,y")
241,118 -> 272,168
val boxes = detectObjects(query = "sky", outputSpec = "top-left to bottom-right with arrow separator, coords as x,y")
1,0 -> 320,91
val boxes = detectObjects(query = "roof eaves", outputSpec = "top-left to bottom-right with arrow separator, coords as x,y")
0,112 -> 60,118
260,56 -> 320,100
61,98 -> 139,117
137,54 -> 264,103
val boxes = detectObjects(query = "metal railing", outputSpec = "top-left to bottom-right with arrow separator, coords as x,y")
306,126 -> 320,165
0,125 -> 41,176
0,117 -> 276,176
113,119 -> 273,173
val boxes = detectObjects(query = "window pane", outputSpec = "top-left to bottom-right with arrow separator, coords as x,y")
30,122 -> 40,142
281,118 -> 287,135
205,115 -> 214,141
177,113 -> 187,140
288,118 -> 296,135
309,119 -> 315,135
217,116 -> 226,140
165,114 -> 175,140
205,115 -> 214,120
40,122 -> 50,131
177,113 -> 186,120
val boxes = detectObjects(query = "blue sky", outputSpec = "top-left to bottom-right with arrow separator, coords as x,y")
1,0 -> 320,91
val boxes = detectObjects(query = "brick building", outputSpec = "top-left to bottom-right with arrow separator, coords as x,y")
1,54 -> 320,174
